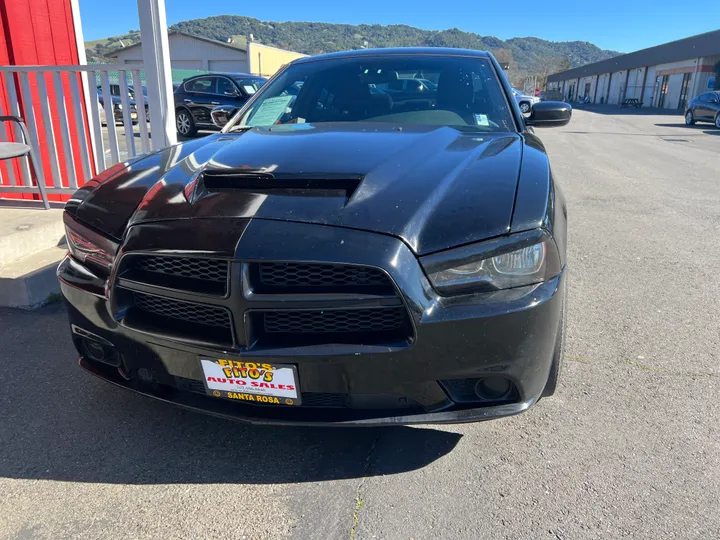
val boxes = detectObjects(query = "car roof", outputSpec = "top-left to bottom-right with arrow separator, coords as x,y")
182,72 -> 264,81
292,47 -> 492,65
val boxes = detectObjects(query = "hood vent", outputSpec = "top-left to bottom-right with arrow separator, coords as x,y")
201,169 -> 363,198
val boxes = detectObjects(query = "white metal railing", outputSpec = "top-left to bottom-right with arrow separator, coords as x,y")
0,64 -> 155,197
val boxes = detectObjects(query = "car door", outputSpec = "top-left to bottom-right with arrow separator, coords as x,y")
707,92 -> 720,121
216,76 -> 249,110
181,76 -> 218,126
695,93 -> 711,120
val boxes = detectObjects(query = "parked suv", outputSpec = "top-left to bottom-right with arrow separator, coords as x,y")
685,91 -> 720,129
174,73 -> 267,136
512,88 -> 540,113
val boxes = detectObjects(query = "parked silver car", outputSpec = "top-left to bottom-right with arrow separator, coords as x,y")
512,88 -> 540,113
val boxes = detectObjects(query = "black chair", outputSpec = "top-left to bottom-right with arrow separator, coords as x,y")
0,115 -> 49,209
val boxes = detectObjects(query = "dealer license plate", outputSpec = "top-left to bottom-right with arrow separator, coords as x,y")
199,357 -> 301,406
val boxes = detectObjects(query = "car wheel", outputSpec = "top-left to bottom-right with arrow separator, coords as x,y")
685,110 -> 695,125
542,291 -> 566,398
176,109 -> 196,137
519,102 -> 531,114
715,114 -> 720,129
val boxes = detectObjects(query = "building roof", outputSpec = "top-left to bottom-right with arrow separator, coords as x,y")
548,29 -> 720,82
108,31 -> 246,57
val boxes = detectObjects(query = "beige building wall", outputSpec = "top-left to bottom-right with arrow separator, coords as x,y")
248,42 -> 308,77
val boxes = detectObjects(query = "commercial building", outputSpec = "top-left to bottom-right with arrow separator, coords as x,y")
547,30 -> 720,109
110,31 -> 306,78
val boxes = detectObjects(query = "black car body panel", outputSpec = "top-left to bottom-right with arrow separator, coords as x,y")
61,48 -> 570,426
65,127 -> 543,255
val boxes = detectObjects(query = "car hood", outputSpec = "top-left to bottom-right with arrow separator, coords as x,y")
69,124 -> 524,255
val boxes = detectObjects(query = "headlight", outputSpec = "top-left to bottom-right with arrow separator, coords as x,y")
63,214 -> 119,274
421,229 -> 561,296
113,102 -> 122,111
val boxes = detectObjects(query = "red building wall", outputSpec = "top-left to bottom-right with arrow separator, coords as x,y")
0,0 -> 93,202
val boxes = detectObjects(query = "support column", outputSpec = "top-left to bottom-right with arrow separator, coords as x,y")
137,0 -> 176,149
639,67 -> 649,104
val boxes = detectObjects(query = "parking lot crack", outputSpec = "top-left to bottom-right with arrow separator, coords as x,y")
349,432 -> 381,540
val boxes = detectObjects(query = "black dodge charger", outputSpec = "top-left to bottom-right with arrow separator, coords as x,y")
59,48 -> 571,426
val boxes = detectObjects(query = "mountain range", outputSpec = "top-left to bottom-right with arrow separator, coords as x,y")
86,15 -> 620,81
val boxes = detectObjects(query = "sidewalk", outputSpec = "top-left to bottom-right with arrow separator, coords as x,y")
0,203 -> 66,308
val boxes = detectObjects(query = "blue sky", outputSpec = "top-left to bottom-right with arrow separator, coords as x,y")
80,0 -> 718,53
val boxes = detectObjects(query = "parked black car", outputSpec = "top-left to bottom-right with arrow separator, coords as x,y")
685,90 -> 720,128
96,87 -> 139,124
173,73 -> 267,136
60,48 -> 571,426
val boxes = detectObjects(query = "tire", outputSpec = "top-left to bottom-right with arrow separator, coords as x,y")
715,114 -> 720,129
519,101 -> 531,114
685,110 -> 695,125
542,291 -> 566,398
176,108 -> 197,137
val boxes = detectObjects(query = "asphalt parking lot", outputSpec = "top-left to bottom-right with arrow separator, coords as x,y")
2,108 -> 719,539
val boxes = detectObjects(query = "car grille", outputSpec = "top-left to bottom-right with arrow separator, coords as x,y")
253,262 -> 394,295
134,292 -> 231,328
116,255 -> 412,349
121,290 -> 234,345
137,256 -> 228,283
123,255 -> 229,295
264,308 -> 407,334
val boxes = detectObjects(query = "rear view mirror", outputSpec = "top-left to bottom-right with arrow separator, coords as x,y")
211,105 -> 240,128
526,101 -> 572,128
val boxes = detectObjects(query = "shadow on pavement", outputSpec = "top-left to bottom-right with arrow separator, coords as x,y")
572,104 -> 683,116
654,123 -> 720,136
0,304 -> 462,485
562,130 -> 709,137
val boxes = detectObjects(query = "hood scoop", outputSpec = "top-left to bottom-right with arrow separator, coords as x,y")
201,169 -> 364,199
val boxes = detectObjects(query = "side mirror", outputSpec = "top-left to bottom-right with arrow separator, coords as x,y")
211,105 -> 240,128
526,101 -> 572,128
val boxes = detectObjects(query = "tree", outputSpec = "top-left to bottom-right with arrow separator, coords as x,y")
531,56 -> 568,90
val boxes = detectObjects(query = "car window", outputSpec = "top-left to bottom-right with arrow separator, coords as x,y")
185,77 -> 216,93
217,77 -> 238,96
232,77 -> 266,95
236,55 -> 513,132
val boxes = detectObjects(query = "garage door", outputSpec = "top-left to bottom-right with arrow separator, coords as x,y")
208,60 -> 249,72
608,72 -> 624,104
172,60 -> 203,70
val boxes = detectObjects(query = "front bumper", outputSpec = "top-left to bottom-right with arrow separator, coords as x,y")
59,218 -> 565,426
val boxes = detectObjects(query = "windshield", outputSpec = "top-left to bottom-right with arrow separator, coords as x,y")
233,77 -> 267,95
230,55 -> 514,132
